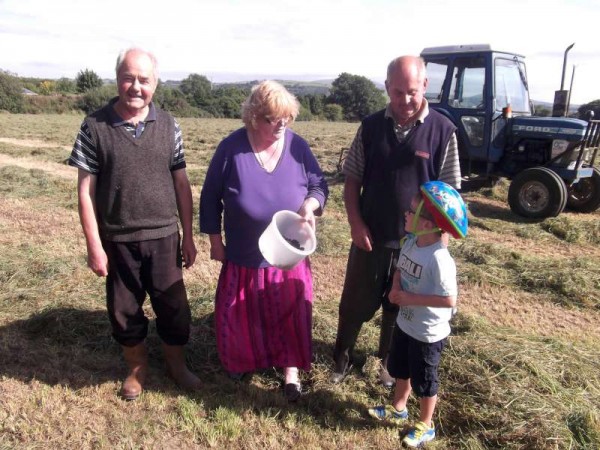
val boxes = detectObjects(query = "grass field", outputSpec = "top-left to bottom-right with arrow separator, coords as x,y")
0,113 -> 599,449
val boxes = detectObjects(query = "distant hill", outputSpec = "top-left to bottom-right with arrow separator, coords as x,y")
533,100 -> 580,115
161,78 -> 334,96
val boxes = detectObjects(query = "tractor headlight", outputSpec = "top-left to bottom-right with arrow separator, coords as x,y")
552,139 -> 591,168
551,139 -> 569,158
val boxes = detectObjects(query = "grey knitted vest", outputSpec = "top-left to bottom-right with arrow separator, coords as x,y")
85,102 -> 179,242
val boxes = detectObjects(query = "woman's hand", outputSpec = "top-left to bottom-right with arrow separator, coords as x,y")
297,198 -> 320,231
209,234 -> 226,262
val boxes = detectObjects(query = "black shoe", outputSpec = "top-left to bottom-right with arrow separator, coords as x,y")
228,371 -> 246,381
284,383 -> 302,402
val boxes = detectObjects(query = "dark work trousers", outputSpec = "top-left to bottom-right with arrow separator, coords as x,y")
104,232 -> 191,347
333,243 -> 400,368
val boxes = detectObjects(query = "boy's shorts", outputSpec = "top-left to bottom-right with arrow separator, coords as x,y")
387,324 -> 446,398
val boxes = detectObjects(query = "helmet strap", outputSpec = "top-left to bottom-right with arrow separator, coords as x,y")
409,200 -> 441,237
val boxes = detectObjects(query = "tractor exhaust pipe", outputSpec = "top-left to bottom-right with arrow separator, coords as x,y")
553,43 -> 575,117
560,43 -> 575,90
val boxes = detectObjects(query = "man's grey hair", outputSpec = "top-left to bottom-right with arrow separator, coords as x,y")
115,48 -> 159,81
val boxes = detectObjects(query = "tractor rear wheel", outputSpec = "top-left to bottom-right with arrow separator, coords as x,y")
566,168 -> 600,213
508,167 -> 567,218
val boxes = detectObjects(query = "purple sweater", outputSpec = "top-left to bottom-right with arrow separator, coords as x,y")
200,127 -> 328,268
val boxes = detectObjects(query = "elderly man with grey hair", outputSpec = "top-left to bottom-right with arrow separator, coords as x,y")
69,48 -> 201,399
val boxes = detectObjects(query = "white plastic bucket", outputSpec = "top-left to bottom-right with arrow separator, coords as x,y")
258,210 -> 317,270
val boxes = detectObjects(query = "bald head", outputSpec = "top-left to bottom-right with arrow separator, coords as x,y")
386,56 -> 426,83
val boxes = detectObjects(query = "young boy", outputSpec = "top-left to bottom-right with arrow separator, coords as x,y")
367,181 -> 468,448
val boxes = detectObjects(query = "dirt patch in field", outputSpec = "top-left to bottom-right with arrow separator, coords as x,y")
0,153 -> 76,180
0,137 -> 71,151
311,255 -> 346,301
469,226 -> 600,259
0,197 -> 80,248
465,194 -> 600,259
460,282 -> 600,343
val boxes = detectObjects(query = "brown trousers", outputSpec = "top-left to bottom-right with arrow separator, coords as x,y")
104,232 -> 191,346
333,244 -> 400,366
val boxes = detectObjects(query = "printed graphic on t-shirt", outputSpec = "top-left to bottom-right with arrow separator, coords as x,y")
398,253 -> 422,279
398,307 -> 414,321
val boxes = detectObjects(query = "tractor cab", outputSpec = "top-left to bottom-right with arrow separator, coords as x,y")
422,45 -> 534,171
421,44 -> 600,218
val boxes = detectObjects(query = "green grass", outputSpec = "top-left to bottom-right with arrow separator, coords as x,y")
0,115 -> 599,449
0,165 -> 77,207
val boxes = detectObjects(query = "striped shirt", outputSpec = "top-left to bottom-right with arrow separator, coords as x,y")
342,100 -> 461,189
69,102 -> 186,174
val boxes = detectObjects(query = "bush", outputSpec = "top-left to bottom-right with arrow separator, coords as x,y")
0,70 -> 25,113
56,78 -> 77,94
76,85 -> 117,114
23,95 -> 80,114
296,105 -> 313,121
76,69 -> 103,93
329,73 -> 386,121
323,104 -> 344,122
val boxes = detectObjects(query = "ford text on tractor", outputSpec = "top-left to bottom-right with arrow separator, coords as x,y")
420,44 -> 600,218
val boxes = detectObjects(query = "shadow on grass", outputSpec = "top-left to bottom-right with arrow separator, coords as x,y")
0,306 -> 380,431
466,197 -> 543,224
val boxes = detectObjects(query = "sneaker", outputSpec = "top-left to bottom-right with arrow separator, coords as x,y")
402,421 -> 435,448
367,404 -> 408,425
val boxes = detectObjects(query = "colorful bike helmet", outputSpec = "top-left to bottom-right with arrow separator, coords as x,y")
420,181 -> 468,239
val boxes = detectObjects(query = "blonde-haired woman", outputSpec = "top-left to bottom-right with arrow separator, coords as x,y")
200,81 -> 328,401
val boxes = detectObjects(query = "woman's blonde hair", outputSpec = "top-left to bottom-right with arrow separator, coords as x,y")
241,80 -> 300,129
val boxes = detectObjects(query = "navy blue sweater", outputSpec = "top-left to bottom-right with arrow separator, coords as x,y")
359,108 -> 456,248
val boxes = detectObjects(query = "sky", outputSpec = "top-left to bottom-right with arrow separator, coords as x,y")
1,0 -> 599,105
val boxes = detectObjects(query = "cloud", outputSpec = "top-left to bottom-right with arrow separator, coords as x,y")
1,0 -> 599,103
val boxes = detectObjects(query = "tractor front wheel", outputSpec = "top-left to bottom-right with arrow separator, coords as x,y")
508,167 -> 567,218
567,168 -> 600,213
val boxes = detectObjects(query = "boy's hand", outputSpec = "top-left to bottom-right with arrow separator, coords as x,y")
389,289 -> 410,306
388,290 -> 400,305
387,270 -> 402,304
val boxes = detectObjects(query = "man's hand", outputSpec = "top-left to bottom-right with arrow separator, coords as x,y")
350,219 -> 373,252
344,176 -> 372,251
181,235 -> 197,269
87,245 -> 109,277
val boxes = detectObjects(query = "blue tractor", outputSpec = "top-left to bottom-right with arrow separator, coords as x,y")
421,44 -> 600,218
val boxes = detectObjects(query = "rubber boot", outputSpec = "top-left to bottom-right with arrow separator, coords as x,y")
377,308 -> 397,360
162,343 -> 202,391
120,343 -> 148,400
329,317 -> 362,384
378,309 -> 397,388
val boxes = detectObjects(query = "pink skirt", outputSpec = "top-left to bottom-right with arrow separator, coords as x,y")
214,259 -> 313,373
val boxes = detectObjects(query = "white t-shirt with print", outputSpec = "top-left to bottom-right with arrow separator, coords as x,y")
395,235 -> 457,343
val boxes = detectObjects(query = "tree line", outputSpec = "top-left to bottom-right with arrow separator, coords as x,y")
0,68 -> 387,122
4,67 -> 600,122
